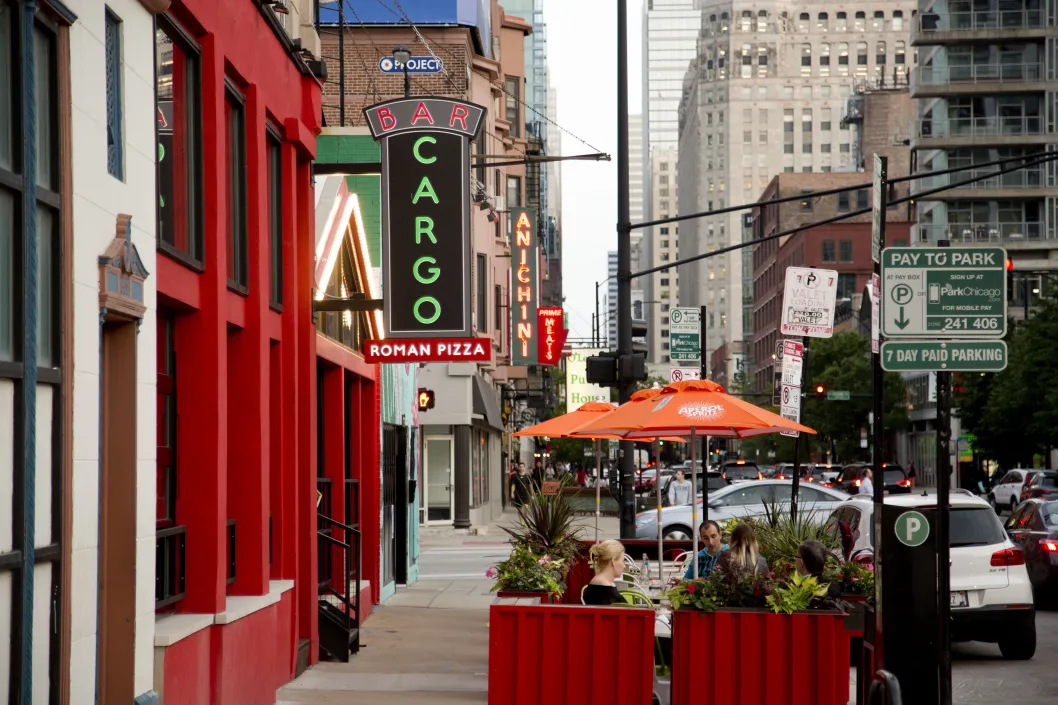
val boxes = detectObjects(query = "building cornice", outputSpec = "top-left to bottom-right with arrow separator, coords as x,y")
138,0 -> 171,14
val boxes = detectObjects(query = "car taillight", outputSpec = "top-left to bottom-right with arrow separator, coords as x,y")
854,479 -> 862,487
806,476 -> 814,482
822,482 -> 832,488
901,479 -> 911,487
775,473 -> 783,480
1040,540 -> 1058,553
990,547 -> 1025,567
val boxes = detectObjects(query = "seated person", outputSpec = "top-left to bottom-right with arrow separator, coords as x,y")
796,539 -> 843,599
582,540 -> 628,606
683,520 -> 728,579
714,523 -> 769,578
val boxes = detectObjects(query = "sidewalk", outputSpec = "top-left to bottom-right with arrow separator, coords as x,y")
417,508 -> 622,549
276,606 -> 488,705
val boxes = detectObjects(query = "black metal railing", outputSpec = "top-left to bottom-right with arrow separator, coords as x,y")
226,519 -> 236,585
155,525 -> 187,609
317,478 -> 334,587
317,514 -> 362,652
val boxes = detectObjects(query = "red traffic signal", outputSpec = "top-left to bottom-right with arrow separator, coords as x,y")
1006,258 -> 1014,271
815,384 -> 826,398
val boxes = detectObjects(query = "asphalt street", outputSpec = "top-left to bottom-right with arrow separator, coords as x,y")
418,543 -> 511,581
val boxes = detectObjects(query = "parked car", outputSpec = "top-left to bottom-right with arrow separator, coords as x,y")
827,492 -> 1036,660
720,460 -> 761,483
635,468 -> 673,494
756,464 -> 778,478
1004,499 -> 1058,603
989,469 -> 1037,514
809,464 -> 841,486
835,463 -> 911,495
634,479 -> 849,540
1019,471 -> 1058,503
657,471 -> 729,507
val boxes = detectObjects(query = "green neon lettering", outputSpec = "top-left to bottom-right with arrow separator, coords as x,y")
414,297 -> 441,324
413,135 -> 437,164
413,256 -> 440,284
413,176 -> 439,204
415,216 -> 436,244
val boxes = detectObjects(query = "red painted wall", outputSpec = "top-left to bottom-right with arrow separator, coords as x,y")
162,628 -> 211,705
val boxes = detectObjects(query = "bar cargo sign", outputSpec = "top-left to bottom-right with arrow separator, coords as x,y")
364,98 -> 486,338
510,207 -> 539,365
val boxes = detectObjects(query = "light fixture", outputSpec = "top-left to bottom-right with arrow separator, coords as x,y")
392,45 -> 411,67
267,1 -> 289,15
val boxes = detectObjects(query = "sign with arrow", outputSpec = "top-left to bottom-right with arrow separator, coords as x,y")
881,247 -> 1007,338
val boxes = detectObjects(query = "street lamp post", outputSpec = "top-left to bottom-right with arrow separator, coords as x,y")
393,45 -> 411,98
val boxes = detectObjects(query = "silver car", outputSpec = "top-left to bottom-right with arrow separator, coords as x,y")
634,480 -> 851,540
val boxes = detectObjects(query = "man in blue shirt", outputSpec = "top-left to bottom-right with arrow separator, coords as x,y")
684,520 -> 729,579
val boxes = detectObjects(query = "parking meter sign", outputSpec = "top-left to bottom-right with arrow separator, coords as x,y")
895,510 -> 930,547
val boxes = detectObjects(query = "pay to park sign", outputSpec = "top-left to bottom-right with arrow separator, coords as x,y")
364,98 -> 486,340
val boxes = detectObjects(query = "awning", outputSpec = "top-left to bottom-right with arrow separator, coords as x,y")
472,375 -> 505,431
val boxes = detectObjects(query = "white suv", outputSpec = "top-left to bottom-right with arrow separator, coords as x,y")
826,491 -> 1036,660
989,469 -> 1036,514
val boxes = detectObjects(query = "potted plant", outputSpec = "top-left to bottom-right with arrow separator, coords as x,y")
502,475 -> 582,566
829,559 -> 875,637
663,516 -> 849,705
488,546 -> 565,602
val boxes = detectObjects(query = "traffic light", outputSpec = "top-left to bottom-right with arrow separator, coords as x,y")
814,384 -> 826,399
417,388 -> 435,411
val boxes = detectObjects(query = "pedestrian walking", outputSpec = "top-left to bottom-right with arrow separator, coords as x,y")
907,462 -> 917,488
667,470 -> 693,506
859,468 -> 875,496
511,463 -> 532,507
576,464 -> 588,487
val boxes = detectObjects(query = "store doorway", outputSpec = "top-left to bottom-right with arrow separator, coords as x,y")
425,436 -> 454,524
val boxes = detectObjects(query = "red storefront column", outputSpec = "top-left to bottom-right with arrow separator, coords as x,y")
321,366 -> 346,594
173,32 -> 228,615
295,159 -> 319,660
274,141 -> 301,583
362,377 -> 381,604
347,380 -> 362,526
226,82 -> 271,597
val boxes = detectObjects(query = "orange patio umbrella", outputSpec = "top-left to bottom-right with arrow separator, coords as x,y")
572,380 -> 815,577
513,401 -> 619,439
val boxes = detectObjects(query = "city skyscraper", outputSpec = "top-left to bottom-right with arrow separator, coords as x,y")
677,3 -> 914,379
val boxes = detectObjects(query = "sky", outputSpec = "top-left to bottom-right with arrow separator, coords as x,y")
543,1 -> 642,341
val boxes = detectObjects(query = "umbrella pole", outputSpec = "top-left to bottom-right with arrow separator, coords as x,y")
595,439 -> 601,543
655,439 -> 663,584
690,426 -> 698,579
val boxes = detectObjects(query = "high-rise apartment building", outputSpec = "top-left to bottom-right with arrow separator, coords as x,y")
607,250 -> 620,348
631,113 -> 645,224
910,0 -> 1058,310
678,3 -> 915,378
642,148 -> 681,362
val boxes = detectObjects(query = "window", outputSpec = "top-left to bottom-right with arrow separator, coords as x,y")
802,108 -> 812,131
854,11 -> 866,31
836,11 -> 847,30
225,89 -> 247,289
817,12 -> 828,31
892,10 -> 904,31
801,43 -> 812,75
507,175 -> 521,208
856,189 -> 869,208
838,192 -> 850,212
819,43 -> 831,75
476,254 -> 487,330
839,240 -> 853,262
838,42 -> 849,75
872,11 -> 884,31
821,143 -> 831,153
743,130 -> 752,144
783,108 -> 794,132
876,42 -> 887,67
660,278 -> 669,286
895,41 -> 906,65
797,12 -> 809,32
105,9 -> 123,179
856,42 -> 868,74
800,191 -> 813,211
505,76 -> 520,136
494,285 -> 502,333
822,240 -> 836,262
267,131 -> 283,306
802,141 -> 812,154
156,18 -> 204,264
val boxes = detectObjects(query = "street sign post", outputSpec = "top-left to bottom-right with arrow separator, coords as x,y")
669,307 -> 701,361
881,341 -> 1008,372
826,390 -> 851,401
780,267 -> 839,338
779,340 -> 804,438
669,367 -> 701,382
870,274 -> 881,354
881,247 -> 1007,338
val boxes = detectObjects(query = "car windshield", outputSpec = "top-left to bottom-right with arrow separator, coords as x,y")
884,470 -> 906,484
950,508 -> 1007,547
1038,475 -> 1058,489
1044,502 -> 1058,526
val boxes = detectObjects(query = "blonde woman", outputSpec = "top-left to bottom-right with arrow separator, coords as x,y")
582,540 -> 627,606
714,523 -> 768,578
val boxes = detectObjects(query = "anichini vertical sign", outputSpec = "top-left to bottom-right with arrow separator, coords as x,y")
509,207 -> 539,366
363,98 -> 486,339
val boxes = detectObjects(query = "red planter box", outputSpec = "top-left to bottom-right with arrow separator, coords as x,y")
489,603 -> 654,705
670,609 -> 849,705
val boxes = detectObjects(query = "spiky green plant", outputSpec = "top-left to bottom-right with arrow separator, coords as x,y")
502,475 -> 582,565
754,499 -> 841,568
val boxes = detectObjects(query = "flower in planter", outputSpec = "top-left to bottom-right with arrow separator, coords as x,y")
485,566 -> 497,579
686,584 -> 696,595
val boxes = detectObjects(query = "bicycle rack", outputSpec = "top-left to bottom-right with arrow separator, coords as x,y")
868,670 -> 903,705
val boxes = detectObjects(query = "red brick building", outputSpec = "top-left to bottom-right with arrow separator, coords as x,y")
750,173 -> 913,393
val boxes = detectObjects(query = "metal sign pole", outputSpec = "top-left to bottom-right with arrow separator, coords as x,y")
699,304 -> 709,527
791,337 -> 809,522
595,439 -> 601,543
872,155 -> 888,671
935,239 -> 953,705
690,427 -> 699,578
655,440 -> 663,584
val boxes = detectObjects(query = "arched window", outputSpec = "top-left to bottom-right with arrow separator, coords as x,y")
720,12 -> 730,32
854,11 -> 866,31
801,43 -> 812,76
876,42 -> 887,64
838,42 -> 850,76
895,41 -> 906,65
708,14 -> 717,34
892,10 -> 904,31
817,12 -> 829,31
819,42 -> 831,75
856,41 -> 868,75
758,10 -> 768,32
757,45 -> 769,77
741,43 -> 753,77
798,12 -> 810,32
836,11 -> 847,31
872,10 -> 884,31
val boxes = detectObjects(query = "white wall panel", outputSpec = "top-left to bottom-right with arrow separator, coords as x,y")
31,563 -> 51,705
0,380 -> 13,553
35,384 -> 53,548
